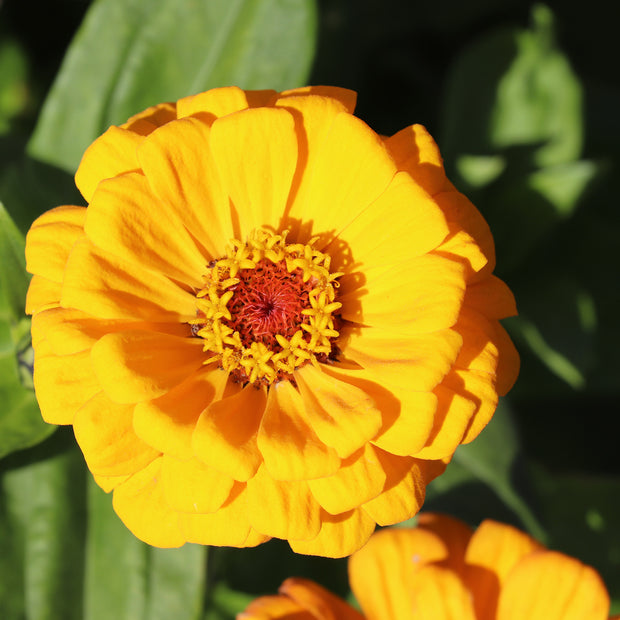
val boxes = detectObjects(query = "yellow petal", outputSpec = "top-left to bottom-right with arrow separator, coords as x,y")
33,340 -> 100,424
246,465 -> 321,541
209,107 -> 298,236
410,565 -> 477,620
280,578 -> 365,620
361,457 -> 426,526
339,254 -> 466,334
333,171 -> 450,271
384,123 -> 448,196
133,367 -> 230,458
62,238 -> 196,321
25,205 -> 86,282
112,458 -> 185,548
177,482 -> 262,547
434,227 -> 488,282
90,330 -> 205,403
414,385 -> 477,460
257,380 -> 341,481
434,189 -> 496,279
286,110 -> 396,246
497,551 -> 610,620
277,86 -> 357,112
289,508 -> 375,558
92,472 -> 130,493
137,117 -> 233,260
342,325 -> 462,392
463,275 -> 517,319
349,526 -> 451,619
294,364 -> 382,459
75,126 -> 144,202
85,171 -> 206,287
308,443 -> 387,514
192,383 -> 266,481
122,101 -> 176,132
177,85 -> 256,120
73,391 -> 159,476
26,276 -> 61,315
464,519 -> 543,620
160,454 -> 235,513
443,368 -> 499,445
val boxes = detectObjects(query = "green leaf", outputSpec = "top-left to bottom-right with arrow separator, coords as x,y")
85,479 -> 206,620
28,0 -> 317,172
0,202 -> 54,458
529,464 -> 620,611
450,400 -> 547,542
0,200 -> 30,321
0,38 -> 29,134
0,434 -> 87,620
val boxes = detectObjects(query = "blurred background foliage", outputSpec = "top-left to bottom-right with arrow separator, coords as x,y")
0,0 -> 618,617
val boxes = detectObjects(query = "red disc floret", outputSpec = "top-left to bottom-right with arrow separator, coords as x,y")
223,260 -> 314,350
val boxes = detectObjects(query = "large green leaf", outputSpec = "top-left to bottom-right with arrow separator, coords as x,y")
0,202 -> 55,458
85,480 -> 206,620
28,0 -> 317,172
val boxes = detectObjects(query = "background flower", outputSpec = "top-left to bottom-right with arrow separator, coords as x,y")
25,84 -> 518,556
240,514 -> 620,619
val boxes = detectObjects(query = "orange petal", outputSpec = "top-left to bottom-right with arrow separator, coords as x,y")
349,526 -> 452,619
414,385 -> 477,460
258,380 -> 340,481
497,551 -> 610,620
308,443 -> 387,514
85,171 -> 206,287
209,107 -> 298,235
122,101 -> 177,132
90,330 -> 205,403
416,512 -> 474,574
384,123 -> 448,196
294,364 -> 382,459
464,519 -> 543,620
410,565 -> 477,620
25,205 -> 86,282
62,238 -> 196,321
112,458 -> 185,548
463,275 -> 517,319
289,508 -> 375,558
160,454 -> 234,513
73,391 -> 159,476
177,482 -> 263,547
26,276 -> 61,315
361,456 -> 426,526
75,126 -> 144,202
246,465 -> 321,541
280,578 -> 365,620
342,325 -> 462,392
333,171 -> 450,271
339,254 -> 466,334
137,117 -> 233,260
286,110 -> 396,246
133,367 -> 230,458
33,340 -> 100,424
239,595 -> 314,620
192,383 -> 266,481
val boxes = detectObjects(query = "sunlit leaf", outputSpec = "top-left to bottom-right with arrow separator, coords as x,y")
28,0 -> 317,172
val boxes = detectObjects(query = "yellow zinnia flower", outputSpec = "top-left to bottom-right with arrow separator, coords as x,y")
240,513 -> 618,619
25,86 -> 519,556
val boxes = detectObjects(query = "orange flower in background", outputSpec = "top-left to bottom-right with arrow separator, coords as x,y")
25,85 -> 519,556
240,514 -> 618,619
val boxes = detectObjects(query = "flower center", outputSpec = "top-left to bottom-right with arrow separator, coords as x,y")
193,229 -> 342,385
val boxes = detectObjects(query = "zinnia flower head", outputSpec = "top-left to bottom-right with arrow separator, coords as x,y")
25,86 -> 519,556
240,513 -> 618,619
